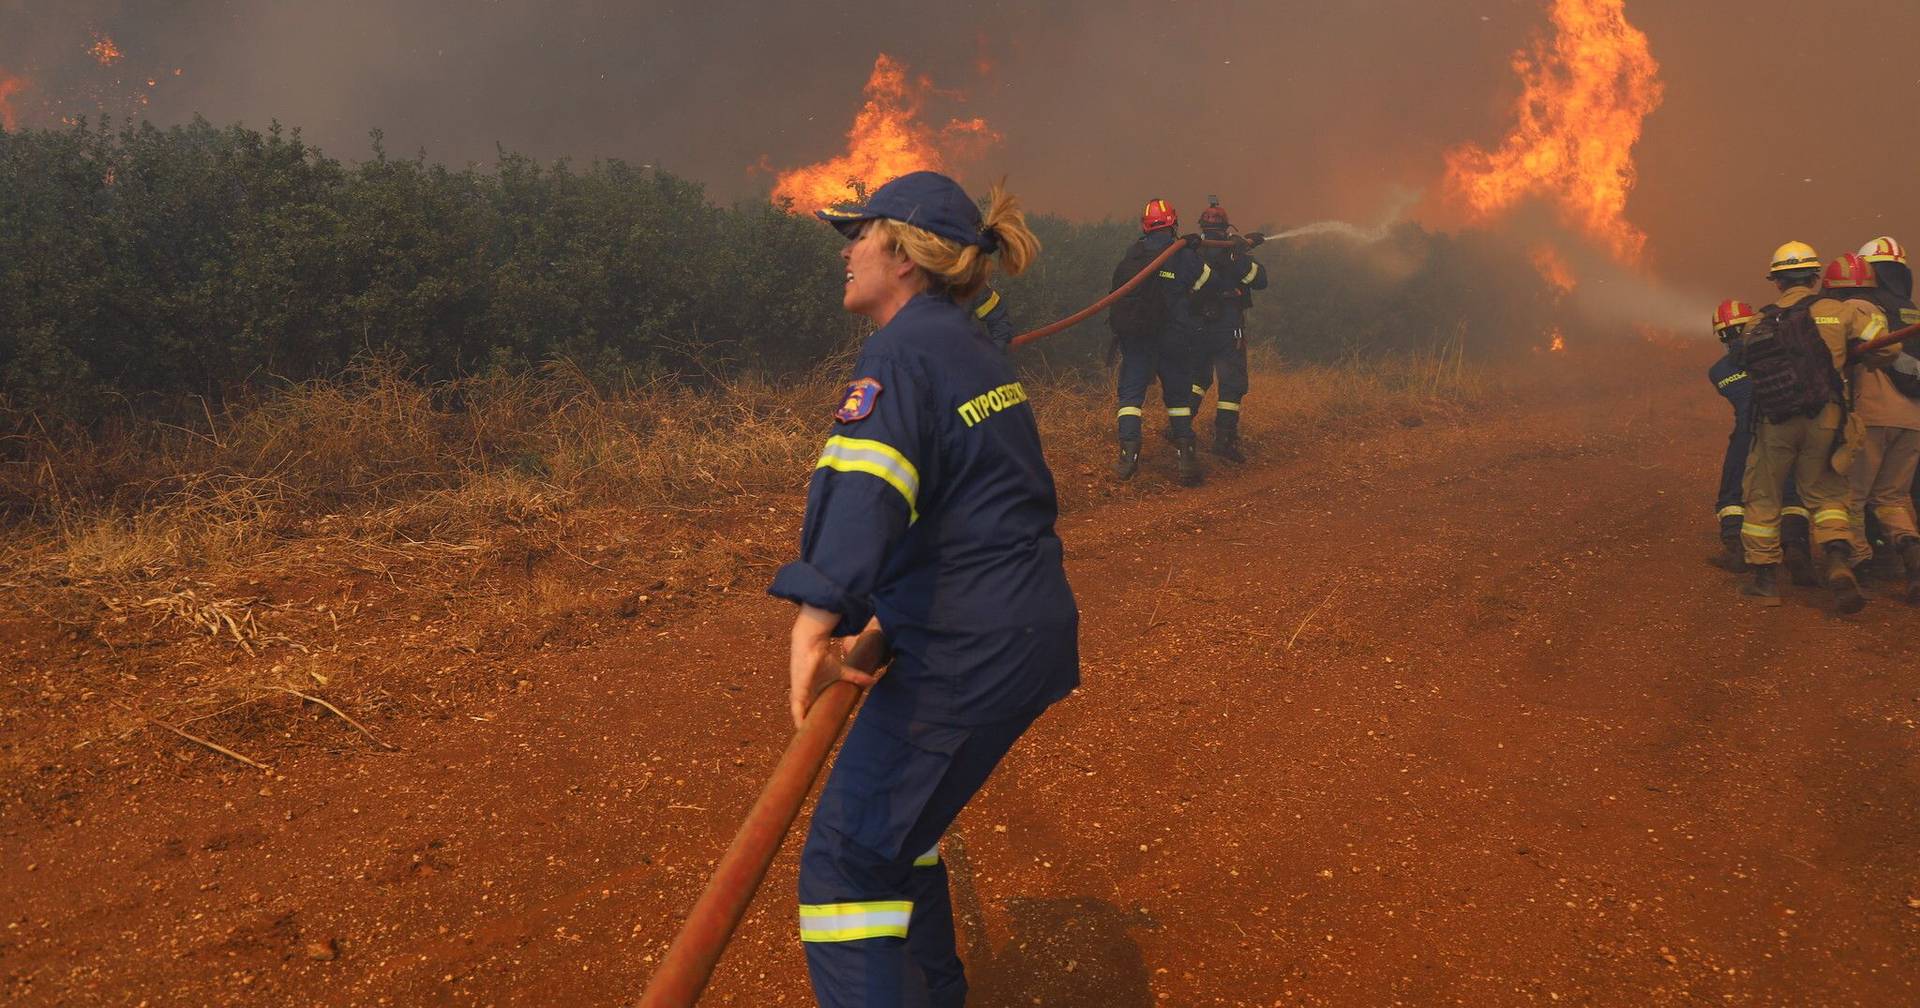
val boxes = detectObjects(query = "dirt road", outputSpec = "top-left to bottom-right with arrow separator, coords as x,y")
5,356 -> 1917,1006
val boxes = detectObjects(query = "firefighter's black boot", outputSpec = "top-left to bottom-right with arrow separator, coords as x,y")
1113,438 -> 1140,481
1900,538 -> 1920,606
1782,514 -> 1818,586
1173,436 -> 1203,487
1212,429 -> 1245,464
1823,541 -> 1865,615
1708,517 -> 1747,573
1739,563 -> 1781,607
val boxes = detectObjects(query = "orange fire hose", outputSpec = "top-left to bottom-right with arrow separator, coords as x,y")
1006,234 -> 1253,350
637,628 -> 891,1007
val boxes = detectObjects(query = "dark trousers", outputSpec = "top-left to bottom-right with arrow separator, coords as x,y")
1115,336 -> 1196,443
799,704 -> 1046,1008
1194,323 -> 1248,437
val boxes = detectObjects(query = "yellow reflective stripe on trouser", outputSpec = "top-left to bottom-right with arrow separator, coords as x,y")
798,900 -> 912,942
1241,262 -> 1260,285
1166,407 -> 1193,417
1717,505 -> 1744,519
912,842 -> 940,868
1813,508 -> 1850,528
1217,401 -> 1240,411
1117,406 -> 1144,418
817,436 -> 920,522
1741,522 -> 1779,540
974,289 -> 1000,318
1192,263 -> 1213,291
1780,506 -> 1810,520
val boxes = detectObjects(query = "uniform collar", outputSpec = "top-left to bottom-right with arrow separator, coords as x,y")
1775,285 -> 1817,308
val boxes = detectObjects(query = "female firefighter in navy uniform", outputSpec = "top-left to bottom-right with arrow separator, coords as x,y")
769,171 -> 1079,1007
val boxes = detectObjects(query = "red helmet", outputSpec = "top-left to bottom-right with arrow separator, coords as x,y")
1140,198 -> 1177,233
1712,299 -> 1756,337
1822,252 -> 1876,290
1198,203 -> 1231,233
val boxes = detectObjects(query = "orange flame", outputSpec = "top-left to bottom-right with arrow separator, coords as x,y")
1530,244 -> 1576,294
89,34 -> 124,66
768,54 -> 1001,213
1445,0 -> 1663,263
1549,330 -> 1567,352
0,72 -> 23,131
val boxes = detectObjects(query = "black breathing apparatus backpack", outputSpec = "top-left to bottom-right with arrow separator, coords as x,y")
1740,299 -> 1842,423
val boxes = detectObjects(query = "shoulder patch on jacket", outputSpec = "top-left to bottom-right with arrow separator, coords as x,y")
834,378 -> 883,423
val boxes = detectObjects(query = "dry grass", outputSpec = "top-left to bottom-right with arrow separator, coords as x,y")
0,344 -> 1499,765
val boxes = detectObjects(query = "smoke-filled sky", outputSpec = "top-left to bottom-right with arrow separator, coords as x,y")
7,0 -> 1920,311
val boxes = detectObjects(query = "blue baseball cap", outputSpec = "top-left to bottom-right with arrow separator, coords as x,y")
816,170 -> 999,252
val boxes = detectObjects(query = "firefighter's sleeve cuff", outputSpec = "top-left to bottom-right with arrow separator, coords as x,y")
767,562 -> 873,636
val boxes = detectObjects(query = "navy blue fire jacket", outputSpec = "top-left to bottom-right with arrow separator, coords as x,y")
1709,350 -> 1753,513
769,292 -> 1080,726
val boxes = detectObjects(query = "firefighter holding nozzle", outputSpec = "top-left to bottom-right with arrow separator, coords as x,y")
770,171 -> 1080,1007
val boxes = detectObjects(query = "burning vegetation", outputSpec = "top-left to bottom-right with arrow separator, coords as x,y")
768,54 -> 1000,213
89,33 -> 125,66
1444,0 -> 1663,266
0,72 -> 23,131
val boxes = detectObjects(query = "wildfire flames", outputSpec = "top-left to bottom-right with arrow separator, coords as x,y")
1549,330 -> 1567,352
1529,244 -> 1576,294
769,54 -> 1000,212
0,73 -> 23,131
1445,0 -> 1663,265
89,34 -> 124,66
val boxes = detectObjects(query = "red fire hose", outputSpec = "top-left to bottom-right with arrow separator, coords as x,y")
1007,234 -> 1252,349
1849,320 -> 1920,360
637,629 -> 891,1007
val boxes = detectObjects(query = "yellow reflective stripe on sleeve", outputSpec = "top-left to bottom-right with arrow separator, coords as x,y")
1780,506 -> 1811,519
974,289 -> 1001,318
1859,311 -> 1888,343
1191,384 -> 1206,396
1216,401 -> 1240,411
912,843 -> 940,867
1155,270 -> 1177,279
1166,407 -> 1193,417
817,436 -> 920,523
1716,505 -> 1744,519
1117,406 -> 1144,418
1741,523 -> 1780,540
1241,262 -> 1260,285
1192,263 -> 1213,291
798,900 -> 913,942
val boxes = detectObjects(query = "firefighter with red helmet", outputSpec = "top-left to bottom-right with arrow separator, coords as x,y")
1830,237 -> 1920,603
1106,198 -> 1211,484
1707,299 -> 1811,575
1190,197 -> 1268,463
1737,244 -> 1893,612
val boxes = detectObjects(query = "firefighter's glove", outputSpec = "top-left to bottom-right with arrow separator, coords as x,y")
1243,232 -> 1266,247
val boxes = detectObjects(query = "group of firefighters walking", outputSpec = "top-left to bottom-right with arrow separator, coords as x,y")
1707,237 -> 1920,610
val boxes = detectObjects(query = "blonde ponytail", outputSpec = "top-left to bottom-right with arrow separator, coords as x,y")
880,179 -> 1043,301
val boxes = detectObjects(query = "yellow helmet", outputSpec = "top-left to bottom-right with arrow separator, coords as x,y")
1768,240 -> 1822,276
1859,236 -> 1908,265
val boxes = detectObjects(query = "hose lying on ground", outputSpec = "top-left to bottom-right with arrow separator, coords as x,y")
637,629 -> 891,1007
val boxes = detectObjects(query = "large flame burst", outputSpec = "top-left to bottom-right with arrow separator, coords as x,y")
769,54 -> 1000,212
0,72 -> 24,131
1445,0 -> 1663,263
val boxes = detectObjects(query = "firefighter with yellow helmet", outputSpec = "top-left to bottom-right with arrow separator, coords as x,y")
1737,243 -> 1892,612
1828,236 -> 1920,603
